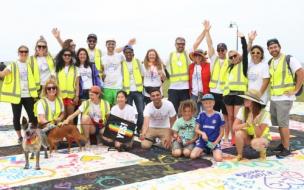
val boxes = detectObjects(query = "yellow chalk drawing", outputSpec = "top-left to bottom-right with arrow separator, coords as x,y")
0,166 -> 56,186
195,178 -> 225,190
80,155 -> 104,162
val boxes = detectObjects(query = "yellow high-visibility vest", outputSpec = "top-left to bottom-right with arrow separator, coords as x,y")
57,65 -> 77,99
269,54 -> 295,96
87,48 -> 102,75
122,58 -> 143,94
169,51 -> 190,83
209,57 -> 229,90
30,54 -> 55,88
34,97 -> 63,122
82,99 -> 110,125
0,62 -> 38,104
223,63 -> 247,96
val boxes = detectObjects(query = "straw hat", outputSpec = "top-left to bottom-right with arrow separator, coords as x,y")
189,49 -> 207,61
238,89 -> 264,105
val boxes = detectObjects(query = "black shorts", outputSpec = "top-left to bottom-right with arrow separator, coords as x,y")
211,92 -> 227,115
223,95 -> 244,106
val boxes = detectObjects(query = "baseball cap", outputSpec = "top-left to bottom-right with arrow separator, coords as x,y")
267,38 -> 280,47
201,93 -> 215,101
87,33 -> 97,40
123,45 -> 133,52
106,38 -> 116,43
217,43 -> 227,51
90,86 -> 101,94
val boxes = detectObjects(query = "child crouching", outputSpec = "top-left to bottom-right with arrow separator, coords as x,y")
190,94 -> 225,162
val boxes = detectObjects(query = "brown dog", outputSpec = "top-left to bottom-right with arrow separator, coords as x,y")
47,124 -> 87,154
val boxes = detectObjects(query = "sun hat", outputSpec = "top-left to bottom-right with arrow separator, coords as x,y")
189,49 -> 207,61
238,89 -> 264,105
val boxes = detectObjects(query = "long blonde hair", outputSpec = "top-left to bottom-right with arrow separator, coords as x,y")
40,76 -> 61,98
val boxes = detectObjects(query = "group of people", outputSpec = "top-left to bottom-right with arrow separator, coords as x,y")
0,20 -> 303,161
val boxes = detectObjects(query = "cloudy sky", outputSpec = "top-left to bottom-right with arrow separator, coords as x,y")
0,0 -> 303,62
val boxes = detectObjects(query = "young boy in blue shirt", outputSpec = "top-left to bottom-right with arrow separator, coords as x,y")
190,94 -> 225,162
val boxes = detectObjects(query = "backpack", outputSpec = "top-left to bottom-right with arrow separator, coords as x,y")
268,55 -> 303,96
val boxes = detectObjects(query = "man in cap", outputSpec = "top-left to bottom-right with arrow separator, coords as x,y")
267,38 -> 304,157
87,34 -> 103,78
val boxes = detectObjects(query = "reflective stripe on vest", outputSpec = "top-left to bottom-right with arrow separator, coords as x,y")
34,97 -> 63,121
0,62 -> 37,104
82,99 -> 109,124
30,54 -> 55,87
169,52 -> 189,83
269,54 -> 295,96
87,48 -> 102,74
57,66 -> 77,99
223,63 -> 247,96
209,57 -> 229,90
122,58 -> 143,94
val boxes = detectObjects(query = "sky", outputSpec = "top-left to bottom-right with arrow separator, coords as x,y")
0,0 -> 303,62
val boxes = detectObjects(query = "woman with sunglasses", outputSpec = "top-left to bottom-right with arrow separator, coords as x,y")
142,49 -> 166,104
222,32 -> 248,145
63,86 -> 110,147
35,77 -> 64,130
30,37 -> 55,92
75,48 -> 101,101
247,31 -> 270,105
0,45 -> 38,144
55,49 -> 80,121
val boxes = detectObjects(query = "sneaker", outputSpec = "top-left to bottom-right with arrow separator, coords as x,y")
276,148 -> 291,158
18,137 -> 23,144
272,143 -> 284,152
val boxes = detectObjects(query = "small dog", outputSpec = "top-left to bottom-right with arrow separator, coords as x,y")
21,117 -> 48,170
47,124 -> 87,154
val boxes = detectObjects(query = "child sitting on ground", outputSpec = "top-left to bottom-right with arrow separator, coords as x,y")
190,94 -> 225,162
171,100 -> 198,158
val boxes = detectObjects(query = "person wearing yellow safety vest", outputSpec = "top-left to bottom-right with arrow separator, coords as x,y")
142,49 -> 166,105
166,37 -> 191,112
35,77 -> 64,134
30,36 -> 55,92
63,86 -> 110,147
122,45 -> 144,134
233,90 -> 272,161
201,20 -> 230,143
86,34 -> 103,82
0,45 -> 38,144
223,32 -> 249,146
266,38 -> 304,157
55,49 -> 80,121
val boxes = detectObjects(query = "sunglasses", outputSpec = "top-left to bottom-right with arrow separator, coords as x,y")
37,45 -> 47,49
46,86 -> 57,91
19,50 -> 28,54
63,54 -> 72,57
176,43 -> 185,46
217,49 -> 226,53
229,54 -> 238,60
251,51 -> 261,55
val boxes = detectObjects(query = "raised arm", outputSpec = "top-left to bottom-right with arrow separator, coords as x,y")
204,21 -> 215,58
247,31 -> 257,52
115,38 -> 136,53
238,32 -> 248,77
193,20 -> 209,51
52,28 -> 64,48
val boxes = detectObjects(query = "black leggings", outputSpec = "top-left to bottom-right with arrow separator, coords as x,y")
11,97 -> 37,131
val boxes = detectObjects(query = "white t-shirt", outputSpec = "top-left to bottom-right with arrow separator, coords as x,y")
143,65 -> 164,96
37,56 -> 51,85
248,60 -> 270,104
210,54 -> 225,94
191,64 -> 203,96
270,55 -> 302,101
79,65 -> 93,90
7,61 -> 30,97
236,107 -> 272,126
79,101 -> 101,123
143,99 -> 176,128
89,49 -> 95,63
110,104 -> 138,124
102,53 -> 124,89
126,61 -> 144,92
166,51 -> 190,90
37,98 -> 64,116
